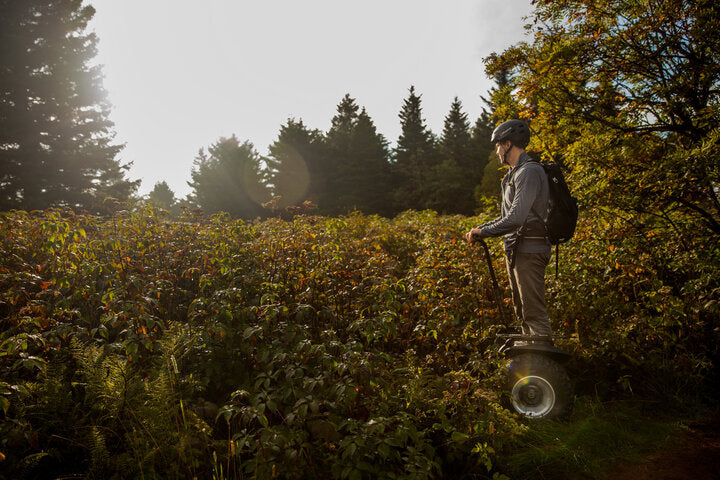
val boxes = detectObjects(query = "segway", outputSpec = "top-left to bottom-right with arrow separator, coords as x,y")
475,236 -> 573,420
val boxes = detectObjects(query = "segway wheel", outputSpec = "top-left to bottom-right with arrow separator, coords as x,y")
506,353 -> 572,420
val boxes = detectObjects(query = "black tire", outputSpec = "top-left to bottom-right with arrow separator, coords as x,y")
506,353 -> 572,420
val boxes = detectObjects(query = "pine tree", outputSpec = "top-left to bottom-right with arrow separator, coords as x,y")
393,86 -> 437,212
428,97 -> 477,214
187,136 -> 269,219
349,108 -> 392,216
476,158 -> 506,202
322,94 -> 358,215
0,0 -> 138,211
470,110 -> 495,206
481,68 -> 517,122
146,181 -> 176,211
472,112 -> 494,171
267,119 -> 326,210
323,95 -> 392,216
469,71 -> 515,213
440,98 -> 474,170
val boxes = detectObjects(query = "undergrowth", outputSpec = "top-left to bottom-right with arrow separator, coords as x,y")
499,396 -> 716,480
0,207 -> 717,479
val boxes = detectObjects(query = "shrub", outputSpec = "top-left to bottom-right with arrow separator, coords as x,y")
0,207 -> 717,478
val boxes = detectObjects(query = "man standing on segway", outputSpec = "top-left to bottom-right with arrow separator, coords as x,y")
465,119 -> 552,341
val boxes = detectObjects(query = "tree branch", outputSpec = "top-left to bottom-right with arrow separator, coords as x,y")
676,197 -> 720,235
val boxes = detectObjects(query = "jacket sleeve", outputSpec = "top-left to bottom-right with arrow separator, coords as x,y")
478,216 -> 501,232
480,166 -> 542,237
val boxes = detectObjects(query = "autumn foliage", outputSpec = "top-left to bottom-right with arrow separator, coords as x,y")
1,207 -> 717,478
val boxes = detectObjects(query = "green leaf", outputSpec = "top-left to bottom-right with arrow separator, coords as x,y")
15,356 -> 46,372
451,431 -> 469,443
377,442 -> 391,459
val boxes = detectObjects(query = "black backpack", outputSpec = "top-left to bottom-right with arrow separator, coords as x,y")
534,161 -> 578,245
524,160 -> 578,276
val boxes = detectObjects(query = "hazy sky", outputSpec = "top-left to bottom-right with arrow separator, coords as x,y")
89,0 -> 534,197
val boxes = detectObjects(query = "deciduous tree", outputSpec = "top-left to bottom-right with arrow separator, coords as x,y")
485,0 -> 720,236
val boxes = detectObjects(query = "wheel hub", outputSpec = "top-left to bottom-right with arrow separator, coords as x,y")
511,375 -> 556,418
521,385 -> 542,406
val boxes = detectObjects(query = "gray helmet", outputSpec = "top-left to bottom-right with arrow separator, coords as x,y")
491,119 -> 530,148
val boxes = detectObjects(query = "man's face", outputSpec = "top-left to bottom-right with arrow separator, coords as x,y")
495,141 -> 511,163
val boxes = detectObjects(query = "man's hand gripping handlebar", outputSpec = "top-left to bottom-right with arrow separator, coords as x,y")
465,228 -> 483,244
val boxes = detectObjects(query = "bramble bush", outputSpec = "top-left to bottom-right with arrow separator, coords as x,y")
549,210 -> 720,401
0,206 -> 717,478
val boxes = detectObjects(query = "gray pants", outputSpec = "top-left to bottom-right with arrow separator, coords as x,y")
506,251 -> 552,337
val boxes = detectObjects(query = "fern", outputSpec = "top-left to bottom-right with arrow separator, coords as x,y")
88,426 -> 110,477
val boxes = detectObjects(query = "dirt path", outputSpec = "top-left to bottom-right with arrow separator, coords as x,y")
608,413 -> 720,480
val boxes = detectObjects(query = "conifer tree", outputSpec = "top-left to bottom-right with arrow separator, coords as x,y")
323,95 -> 392,216
470,70 -> 516,212
471,112 -> 494,173
428,97 -> 477,214
322,95 -> 359,215
476,157 -> 506,204
481,68 -> 517,122
267,119 -> 327,210
147,181 -> 176,210
470,109 -> 496,208
393,86 -> 437,212
440,97 -> 474,171
187,136 -> 269,219
0,0 -> 138,211
349,108 -> 392,216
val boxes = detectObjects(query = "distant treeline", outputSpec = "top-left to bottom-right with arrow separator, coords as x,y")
0,1 -> 503,218
172,89 -> 500,219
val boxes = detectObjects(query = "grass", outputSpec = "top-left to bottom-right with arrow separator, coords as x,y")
496,396 -> 709,480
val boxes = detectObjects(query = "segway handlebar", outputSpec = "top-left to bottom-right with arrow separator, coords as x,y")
472,234 -> 508,325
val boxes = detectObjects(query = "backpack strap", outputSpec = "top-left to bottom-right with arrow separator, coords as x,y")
511,159 -> 547,238
527,173 -> 560,279
530,204 -> 559,278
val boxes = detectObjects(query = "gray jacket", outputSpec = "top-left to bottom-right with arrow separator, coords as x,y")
479,152 -> 551,254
